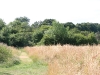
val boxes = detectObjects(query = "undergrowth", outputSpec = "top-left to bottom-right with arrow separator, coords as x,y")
0,43 -> 20,68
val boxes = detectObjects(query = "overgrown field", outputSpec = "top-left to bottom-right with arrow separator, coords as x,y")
1,44 -> 100,75
25,45 -> 100,75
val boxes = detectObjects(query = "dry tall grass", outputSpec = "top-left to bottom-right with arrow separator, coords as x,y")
24,45 -> 100,75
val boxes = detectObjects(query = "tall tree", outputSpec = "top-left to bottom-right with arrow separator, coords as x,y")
31,21 -> 43,28
39,21 -> 67,45
42,19 -> 56,25
15,16 -> 30,23
63,22 -> 75,29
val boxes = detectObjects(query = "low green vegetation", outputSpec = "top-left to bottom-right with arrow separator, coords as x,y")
0,43 -> 12,63
0,43 -> 48,75
0,43 -> 20,68
0,63 -> 47,75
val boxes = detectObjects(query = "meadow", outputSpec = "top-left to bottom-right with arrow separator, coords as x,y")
0,44 -> 100,75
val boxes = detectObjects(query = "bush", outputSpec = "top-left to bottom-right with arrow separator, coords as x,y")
0,43 -> 20,67
2,56 -> 20,68
0,43 -> 12,63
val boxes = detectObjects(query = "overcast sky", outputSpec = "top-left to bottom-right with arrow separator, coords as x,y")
0,0 -> 100,24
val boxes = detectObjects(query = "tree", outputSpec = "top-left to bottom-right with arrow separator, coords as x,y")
63,22 -> 75,29
15,16 -> 30,23
67,29 -> 88,45
52,21 -> 67,44
32,31 -> 43,45
0,26 -> 11,45
76,23 -> 98,32
42,19 -> 56,25
8,32 -> 34,47
8,18 -> 30,33
97,24 -> 100,32
88,32 -> 98,45
31,21 -> 43,28
39,21 -> 68,45
95,32 -> 100,43
0,19 -> 6,30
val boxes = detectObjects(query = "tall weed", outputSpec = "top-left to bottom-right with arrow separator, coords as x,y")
24,45 -> 100,75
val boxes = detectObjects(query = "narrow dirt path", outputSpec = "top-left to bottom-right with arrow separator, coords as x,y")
19,52 -> 33,63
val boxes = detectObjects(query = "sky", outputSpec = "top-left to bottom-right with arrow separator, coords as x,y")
0,0 -> 100,24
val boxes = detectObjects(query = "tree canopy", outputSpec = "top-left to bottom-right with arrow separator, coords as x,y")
0,17 -> 99,47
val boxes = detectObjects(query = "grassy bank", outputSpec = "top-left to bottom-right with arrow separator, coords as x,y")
0,43 -> 47,75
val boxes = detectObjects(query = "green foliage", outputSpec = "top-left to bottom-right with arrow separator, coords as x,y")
31,21 -> 43,28
15,16 -> 30,23
0,61 -> 47,75
39,25 -> 51,31
32,30 -> 44,45
76,23 -> 99,32
0,43 -> 12,63
38,29 -> 55,45
0,27 -> 11,44
63,22 -> 75,29
0,43 -> 20,67
8,32 -> 34,47
0,17 -> 99,46
67,29 -> 87,45
67,29 -> 98,45
31,19 -> 55,28
51,21 -> 67,44
8,18 -> 30,32
39,21 -> 68,45
95,32 -> 100,43
87,33 -> 98,45
0,19 -> 5,30
2,57 -> 20,68
42,19 -> 56,25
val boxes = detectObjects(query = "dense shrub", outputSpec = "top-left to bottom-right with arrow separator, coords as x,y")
0,43 -> 12,63
0,43 -> 20,67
